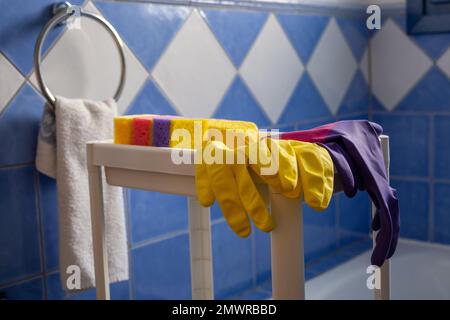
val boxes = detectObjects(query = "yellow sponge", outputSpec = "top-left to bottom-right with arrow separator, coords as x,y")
114,116 -> 134,144
169,118 -> 205,149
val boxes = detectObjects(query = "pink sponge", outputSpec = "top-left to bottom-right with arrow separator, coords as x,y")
132,117 -> 153,146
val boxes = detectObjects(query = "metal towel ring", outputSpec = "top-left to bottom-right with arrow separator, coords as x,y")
34,2 -> 126,108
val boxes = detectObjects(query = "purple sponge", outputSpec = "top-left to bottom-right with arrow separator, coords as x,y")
152,117 -> 171,147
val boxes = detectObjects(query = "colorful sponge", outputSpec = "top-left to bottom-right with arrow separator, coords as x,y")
132,116 -> 153,146
114,115 -> 258,149
114,116 -> 134,144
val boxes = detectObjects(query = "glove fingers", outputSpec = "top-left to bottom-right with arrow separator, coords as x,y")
291,141 -> 334,211
267,139 -> 298,193
233,163 -> 273,233
195,163 -> 215,207
206,152 -> 252,238
371,209 -> 381,231
371,205 -> 393,267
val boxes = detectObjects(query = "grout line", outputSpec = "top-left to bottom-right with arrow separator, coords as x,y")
428,115 -> 435,242
367,33 -> 373,122
33,169 -> 48,299
131,228 -> 190,249
391,175 -> 430,182
372,110 -> 450,116
0,162 -> 35,170
0,273 -> 45,291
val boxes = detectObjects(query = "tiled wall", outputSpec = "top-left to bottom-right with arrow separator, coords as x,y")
0,0 -> 370,299
369,11 -> 450,244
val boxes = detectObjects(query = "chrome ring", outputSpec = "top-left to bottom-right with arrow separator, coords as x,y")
34,3 -> 126,108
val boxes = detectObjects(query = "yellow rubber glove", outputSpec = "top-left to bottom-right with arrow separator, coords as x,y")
196,141 -> 273,237
249,138 -> 298,194
195,137 -> 334,237
282,140 -> 334,210
249,138 -> 333,210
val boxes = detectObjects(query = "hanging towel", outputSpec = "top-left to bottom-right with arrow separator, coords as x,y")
36,97 -> 128,291
281,120 -> 399,267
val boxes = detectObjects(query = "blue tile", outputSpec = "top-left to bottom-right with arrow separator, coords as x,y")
413,33 -> 450,61
303,198 -> 338,263
277,13 -> 329,64
38,173 -> 58,271
126,79 -> 178,116
257,279 -> 272,294
213,76 -> 271,127
297,117 -> 334,130
0,83 -> 45,166
212,221 -> 253,299
132,235 -> 191,299
397,67 -> 450,112
435,116 -> 450,180
392,179 -> 429,241
306,237 -> 372,276
336,17 -> 368,61
210,202 -> 223,221
232,288 -> 270,300
0,278 -> 43,300
46,273 -> 129,300
0,0 -> 83,74
201,9 -> 267,68
339,238 -> 372,257
434,183 -> 450,244
254,227 -> 271,283
371,94 -> 387,112
95,1 -> 190,70
338,230 -> 369,248
128,189 -> 187,244
0,166 -> 41,284
338,192 -> 371,234
338,70 -> 369,115
372,114 -> 429,177
336,113 -> 368,121
278,73 -> 331,125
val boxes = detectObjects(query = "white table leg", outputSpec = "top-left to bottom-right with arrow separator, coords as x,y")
188,197 -> 214,300
270,189 -> 305,300
87,143 -> 110,300
373,135 -> 391,300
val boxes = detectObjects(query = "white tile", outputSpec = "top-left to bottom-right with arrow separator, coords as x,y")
307,18 -> 358,114
360,47 -> 370,84
30,1 -> 148,115
152,10 -> 236,118
371,19 -> 432,111
437,46 -> 450,80
240,14 -> 303,123
0,53 -> 24,114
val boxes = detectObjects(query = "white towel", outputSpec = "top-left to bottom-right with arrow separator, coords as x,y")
36,97 -> 128,292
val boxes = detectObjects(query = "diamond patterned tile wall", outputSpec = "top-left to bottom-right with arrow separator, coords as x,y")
371,19 -> 432,111
0,0 -> 375,299
152,10 -> 236,118
29,1 -> 149,115
240,14 -> 304,123
307,18 -> 358,115
0,53 -> 24,114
